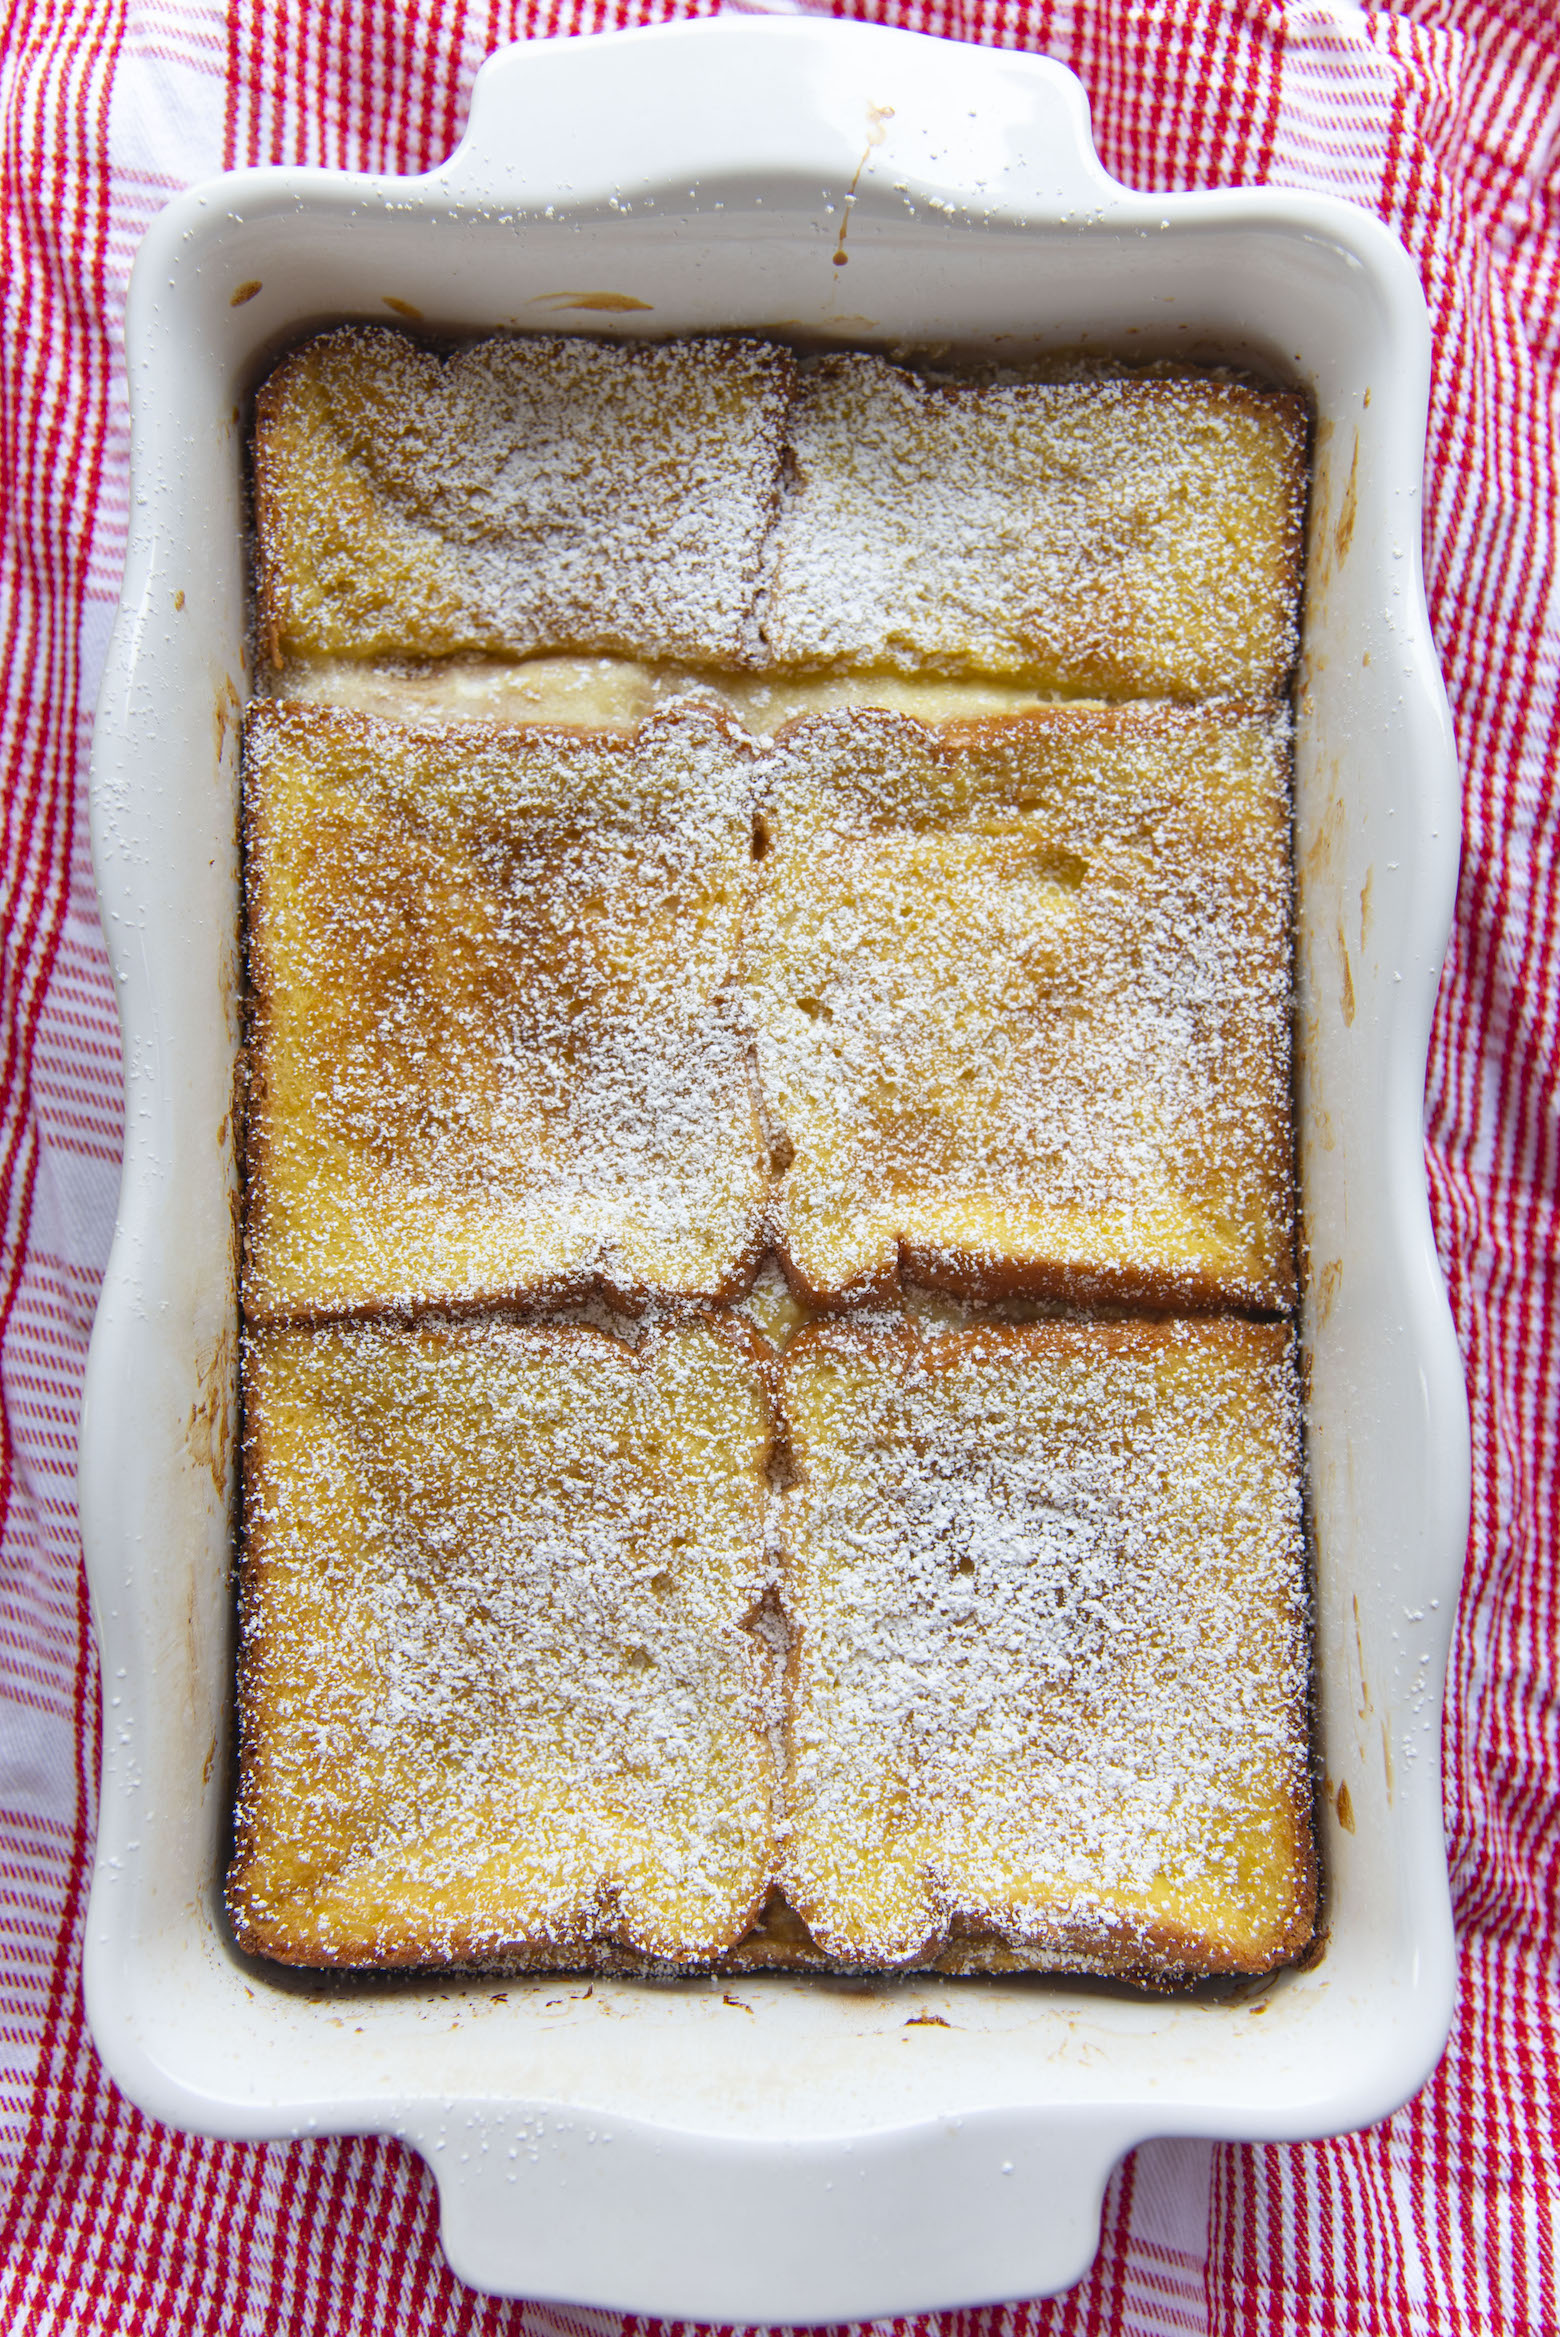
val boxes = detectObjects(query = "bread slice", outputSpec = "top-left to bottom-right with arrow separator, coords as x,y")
228,1316 -> 776,1968
763,355 -> 1308,699
252,329 -> 794,666
778,1316 -> 1314,1979
747,704 -> 1295,1309
242,699 -> 766,1320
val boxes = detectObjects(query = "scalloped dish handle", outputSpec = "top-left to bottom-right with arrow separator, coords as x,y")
417,2103 -> 1134,2322
436,19 -> 1121,222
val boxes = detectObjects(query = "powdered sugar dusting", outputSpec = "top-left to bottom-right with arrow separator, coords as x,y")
243,699 -> 767,1317
254,333 -> 1306,696
763,352 -> 1307,696
780,1317 -> 1313,1976
749,703 -> 1295,1308
236,328 -> 1316,1984
255,330 -> 794,665
230,1315 -> 776,1967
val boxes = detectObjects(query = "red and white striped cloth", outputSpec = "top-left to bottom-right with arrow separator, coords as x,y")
1,1 -> 1554,2328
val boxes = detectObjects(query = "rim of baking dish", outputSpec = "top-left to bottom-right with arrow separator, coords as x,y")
78,18 -> 1470,2319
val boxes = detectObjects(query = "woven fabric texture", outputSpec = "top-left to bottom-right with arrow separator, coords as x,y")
1,1 -> 1555,2329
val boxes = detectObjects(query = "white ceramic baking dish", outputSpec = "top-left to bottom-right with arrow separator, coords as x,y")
80,16 -> 1468,2318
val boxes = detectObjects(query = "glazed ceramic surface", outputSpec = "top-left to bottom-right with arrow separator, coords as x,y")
81,17 -> 1468,2317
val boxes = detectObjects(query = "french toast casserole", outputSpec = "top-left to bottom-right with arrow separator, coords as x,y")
230,328 -> 1316,1984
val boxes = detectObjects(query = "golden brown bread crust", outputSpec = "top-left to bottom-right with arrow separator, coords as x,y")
229,1314 -> 777,1969
229,1311 -> 1314,1982
254,332 -> 1308,699
241,697 -> 769,1322
762,354 -> 1309,696
243,697 -> 1294,1321
750,703 -> 1297,1313
235,335 -> 1317,1989
252,328 -> 796,668
774,1315 -> 1316,1979
721,1895 -> 1311,1987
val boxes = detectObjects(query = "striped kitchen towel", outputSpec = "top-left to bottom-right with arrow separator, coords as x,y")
0,1 -> 1553,2329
